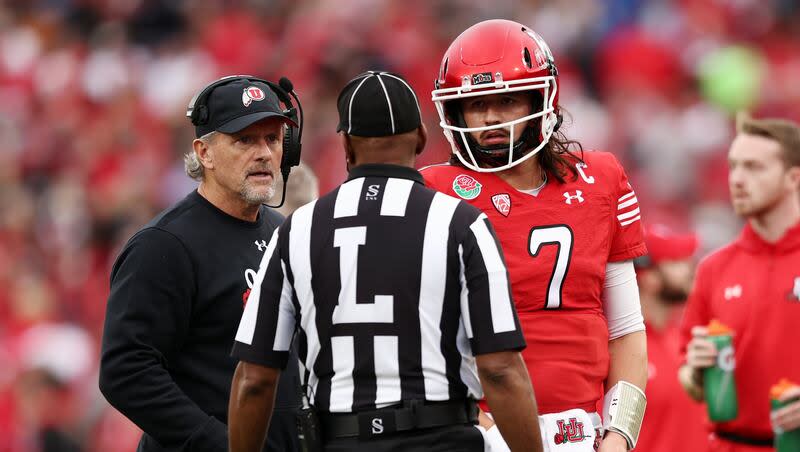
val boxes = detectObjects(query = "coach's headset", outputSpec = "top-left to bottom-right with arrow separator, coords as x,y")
187,75 -> 304,209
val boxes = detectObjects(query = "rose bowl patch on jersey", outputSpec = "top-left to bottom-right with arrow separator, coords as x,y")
453,174 -> 482,199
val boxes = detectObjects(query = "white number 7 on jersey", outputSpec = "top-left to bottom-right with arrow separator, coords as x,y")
528,225 -> 574,309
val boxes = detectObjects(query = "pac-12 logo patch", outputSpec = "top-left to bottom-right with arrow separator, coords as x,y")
452,174 -> 482,200
491,193 -> 511,217
242,86 -> 266,107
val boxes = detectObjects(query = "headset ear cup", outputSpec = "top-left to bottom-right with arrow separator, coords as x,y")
280,125 -> 302,170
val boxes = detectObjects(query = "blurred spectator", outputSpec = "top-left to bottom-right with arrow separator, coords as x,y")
274,160 -> 319,217
635,224 -> 708,452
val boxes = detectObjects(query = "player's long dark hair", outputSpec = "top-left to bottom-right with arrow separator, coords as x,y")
448,101 -> 585,185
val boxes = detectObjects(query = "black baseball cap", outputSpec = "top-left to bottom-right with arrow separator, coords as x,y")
336,71 -> 422,137
189,78 -> 297,138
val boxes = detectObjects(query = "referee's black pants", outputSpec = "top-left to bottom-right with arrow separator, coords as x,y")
323,423 -> 484,452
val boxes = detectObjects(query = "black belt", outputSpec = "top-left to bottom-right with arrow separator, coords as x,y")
716,430 -> 773,447
320,399 -> 478,440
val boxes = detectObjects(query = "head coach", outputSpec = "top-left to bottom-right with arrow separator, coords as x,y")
99,75 -> 305,451
227,71 -> 544,452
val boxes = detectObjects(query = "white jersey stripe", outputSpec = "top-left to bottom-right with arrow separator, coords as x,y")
374,336 -> 401,408
235,231 -> 279,345
469,214 -> 516,333
618,192 -> 636,202
455,317 -> 482,399
329,336 -> 355,412
617,207 -> 641,221
334,178 -> 364,219
272,260 -> 296,351
620,215 -> 642,226
418,192 -> 460,400
617,196 -> 638,210
289,201 -> 322,400
457,244 -> 473,339
380,178 -> 414,217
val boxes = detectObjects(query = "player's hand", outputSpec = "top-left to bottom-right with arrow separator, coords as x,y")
772,386 -> 800,433
475,410 -> 511,452
598,431 -> 628,452
686,326 -> 717,370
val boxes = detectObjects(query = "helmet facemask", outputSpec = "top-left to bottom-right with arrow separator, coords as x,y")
433,76 -> 559,173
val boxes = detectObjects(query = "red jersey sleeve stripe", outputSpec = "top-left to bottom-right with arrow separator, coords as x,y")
619,215 -> 642,226
617,196 -> 638,210
618,191 -> 636,202
617,207 -> 641,221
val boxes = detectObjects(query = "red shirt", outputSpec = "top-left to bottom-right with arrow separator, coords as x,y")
681,221 -> 800,440
421,151 -> 646,413
638,316 -> 709,452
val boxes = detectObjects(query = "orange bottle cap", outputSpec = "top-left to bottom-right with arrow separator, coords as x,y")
707,319 -> 733,336
771,378 -> 799,400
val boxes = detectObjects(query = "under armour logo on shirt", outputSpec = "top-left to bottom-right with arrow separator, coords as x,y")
563,190 -> 584,204
724,284 -> 742,300
254,240 -> 268,252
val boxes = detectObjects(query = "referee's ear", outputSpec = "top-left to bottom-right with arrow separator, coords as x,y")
341,133 -> 357,167
415,124 -> 428,155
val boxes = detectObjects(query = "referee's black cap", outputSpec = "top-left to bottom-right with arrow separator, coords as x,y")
336,71 -> 422,137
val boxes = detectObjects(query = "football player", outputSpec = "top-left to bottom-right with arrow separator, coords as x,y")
421,20 -> 648,452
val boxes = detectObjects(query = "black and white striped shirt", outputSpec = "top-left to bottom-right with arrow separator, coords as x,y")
232,164 -> 525,414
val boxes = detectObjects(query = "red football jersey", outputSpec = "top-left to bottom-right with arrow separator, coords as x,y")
681,221 -> 800,441
638,316 -> 709,452
421,151 -> 646,413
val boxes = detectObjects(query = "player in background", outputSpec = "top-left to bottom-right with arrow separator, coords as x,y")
634,225 -> 708,452
680,114 -> 800,451
421,19 -> 648,452
274,160 -> 319,217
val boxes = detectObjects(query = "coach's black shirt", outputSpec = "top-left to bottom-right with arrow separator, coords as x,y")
232,164 -> 526,413
99,190 -> 299,452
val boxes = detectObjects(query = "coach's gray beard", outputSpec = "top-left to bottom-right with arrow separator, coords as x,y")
240,179 -> 276,205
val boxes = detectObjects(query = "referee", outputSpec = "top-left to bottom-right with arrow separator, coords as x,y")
228,71 -> 543,452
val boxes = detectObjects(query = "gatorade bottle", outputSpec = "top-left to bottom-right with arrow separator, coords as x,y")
771,379 -> 800,452
703,319 -> 738,422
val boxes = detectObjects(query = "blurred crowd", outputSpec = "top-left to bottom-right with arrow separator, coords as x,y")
1,0 -> 799,450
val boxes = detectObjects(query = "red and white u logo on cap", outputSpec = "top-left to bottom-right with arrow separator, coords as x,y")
242,86 -> 266,107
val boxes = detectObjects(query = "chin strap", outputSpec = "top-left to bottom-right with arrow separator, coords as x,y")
602,381 -> 646,450
447,102 -> 539,167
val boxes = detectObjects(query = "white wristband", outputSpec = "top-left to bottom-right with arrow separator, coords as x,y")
603,381 -> 646,449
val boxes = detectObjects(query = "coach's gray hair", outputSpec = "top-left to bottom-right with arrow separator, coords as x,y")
184,131 -> 217,181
